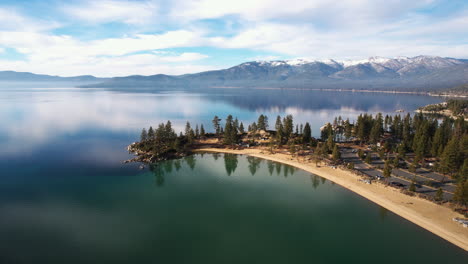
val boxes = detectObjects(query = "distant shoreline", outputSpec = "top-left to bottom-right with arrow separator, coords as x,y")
210,86 -> 468,98
195,147 -> 468,251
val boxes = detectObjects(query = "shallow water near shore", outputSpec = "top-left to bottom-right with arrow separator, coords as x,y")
0,87 -> 467,263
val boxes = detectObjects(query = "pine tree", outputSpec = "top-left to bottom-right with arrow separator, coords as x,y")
383,160 -> 392,179
140,128 -> 148,142
332,145 -> 341,162
188,129 -> 195,144
454,180 -> 468,205
239,122 -> 245,134
148,126 -> 155,140
370,113 -> 383,143
302,122 -> 312,144
195,124 -> 200,138
288,141 -> 296,155
283,115 -> 294,141
185,122 -> 191,136
257,114 -> 266,130
234,118 -> 239,131
275,115 -> 282,131
276,123 -> 284,145
435,188 -> 444,201
440,137 -> 461,176
409,181 -> 416,192
212,116 -> 221,135
458,159 -> 468,182
344,118 -> 352,140
200,124 -> 205,137
224,115 -> 234,145
327,136 -> 334,153
365,153 -> 372,164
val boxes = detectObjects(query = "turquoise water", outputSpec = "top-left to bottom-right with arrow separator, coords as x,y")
0,87 -> 466,263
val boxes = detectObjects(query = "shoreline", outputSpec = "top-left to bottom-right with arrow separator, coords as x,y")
195,147 -> 468,251
210,86 -> 468,98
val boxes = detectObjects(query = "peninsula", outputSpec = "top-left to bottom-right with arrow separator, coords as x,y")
128,113 -> 468,251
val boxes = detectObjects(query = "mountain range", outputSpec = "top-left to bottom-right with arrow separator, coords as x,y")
1,56 -> 468,92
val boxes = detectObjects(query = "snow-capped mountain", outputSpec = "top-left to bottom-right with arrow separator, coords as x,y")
248,55 -> 465,77
15,55 -> 467,91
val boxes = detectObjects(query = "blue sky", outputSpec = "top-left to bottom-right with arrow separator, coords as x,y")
0,0 -> 467,77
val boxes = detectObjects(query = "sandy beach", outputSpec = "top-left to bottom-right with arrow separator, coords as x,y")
196,147 -> 468,251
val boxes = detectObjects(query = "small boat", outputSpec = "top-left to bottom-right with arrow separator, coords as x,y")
395,109 -> 405,113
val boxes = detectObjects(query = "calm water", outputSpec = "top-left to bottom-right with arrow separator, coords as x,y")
0,87 -> 466,263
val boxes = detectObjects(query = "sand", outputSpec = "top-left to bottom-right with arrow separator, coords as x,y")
196,147 -> 468,251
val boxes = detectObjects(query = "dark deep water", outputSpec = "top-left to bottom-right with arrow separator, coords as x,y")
0,87 -> 466,263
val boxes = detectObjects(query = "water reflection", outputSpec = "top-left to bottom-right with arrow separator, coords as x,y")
311,175 -> 321,189
267,160 -> 275,176
150,163 -> 165,187
379,206 -> 389,222
247,156 -> 262,176
0,88 -> 443,157
223,154 -> 238,176
184,155 -> 197,170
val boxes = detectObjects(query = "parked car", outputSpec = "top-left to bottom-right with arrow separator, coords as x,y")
390,181 -> 405,187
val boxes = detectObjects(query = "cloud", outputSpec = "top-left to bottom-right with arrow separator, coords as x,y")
61,0 -> 158,25
0,0 -> 467,76
0,7 -> 60,32
0,29 -> 211,76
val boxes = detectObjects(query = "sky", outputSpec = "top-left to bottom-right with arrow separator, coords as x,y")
0,0 -> 467,77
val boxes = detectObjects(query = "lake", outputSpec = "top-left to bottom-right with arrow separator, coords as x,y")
0,87 -> 466,263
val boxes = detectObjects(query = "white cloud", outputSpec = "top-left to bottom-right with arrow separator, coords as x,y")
0,47 -> 4,53
62,0 -> 158,25
0,8 -> 60,32
0,29 -> 211,76
0,0 -> 467,76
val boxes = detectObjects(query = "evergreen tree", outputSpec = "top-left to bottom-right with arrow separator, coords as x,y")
224,115 -> 234,145
397,143 -> 406,158
365,153 -> 372,164
275,115 -> 282,131
302,122 -> 312,144
344,119 -> 352,140
195,124 -> 200,138
200,124 -> 205,137
250,122 -> 258,132
458,159 -> 468,182
234,118 -> 239,131
409,181 -> 416,192
239,122 -> 245,134
440,137 -> 461,175
327,136 -> 334,152
288,141 -> 296,155
165,120 -> 176,140
140,128 -> 148,142
332,145 -> 341,161
283,115 -> 294,141
212,116 -> 221,135
370,113 -> 383,143
383,160 -> 392,179
299,124 -> 304,135
257,114 -> 268,130
148,126 -> 155,140
185,121 -> 191,136
187,129 -> 195,145
276,123 -> 284,145
454,180 -> 468,205
435,188 -> 444,201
